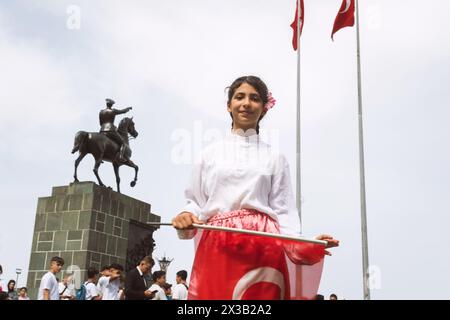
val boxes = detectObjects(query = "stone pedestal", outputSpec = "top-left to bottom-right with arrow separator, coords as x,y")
26,182 -> 160,299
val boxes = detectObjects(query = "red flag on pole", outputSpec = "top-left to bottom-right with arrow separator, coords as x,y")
331,0 -> 355,40
290,0 -> 304,51
188,229 -> 325,300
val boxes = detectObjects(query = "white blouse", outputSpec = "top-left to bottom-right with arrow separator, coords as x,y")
179,130 -> 301,237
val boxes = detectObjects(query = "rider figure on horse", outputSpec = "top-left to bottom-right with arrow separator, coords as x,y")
99,98 -> 132,162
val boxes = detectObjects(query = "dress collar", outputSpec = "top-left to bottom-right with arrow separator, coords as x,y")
226,129 -> 260,143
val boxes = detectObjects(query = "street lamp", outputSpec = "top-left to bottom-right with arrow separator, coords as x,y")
157,254 -> 173,273
15,268 -> 22,288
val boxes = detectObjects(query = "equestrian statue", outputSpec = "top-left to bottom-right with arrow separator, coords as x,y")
71,98 -> 139,193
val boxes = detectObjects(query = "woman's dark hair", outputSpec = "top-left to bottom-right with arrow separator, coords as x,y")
7,280 -> 16,292
226,76 -> 269,134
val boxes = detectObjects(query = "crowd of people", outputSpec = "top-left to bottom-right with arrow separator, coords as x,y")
0,256 -> 189,301
1,260 -> 342,301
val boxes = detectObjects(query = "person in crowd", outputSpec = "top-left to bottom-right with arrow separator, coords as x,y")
38,256 -> 64,300
172,270 -> 188,300
163,283 -> 173,300
7,280 -> 18,300
18,287 -> 30,300
97,265 -> 110,294
84,267 -> 101,300
100,265 -> 111,277
172,76 -> 339,299
59,273 -> 75,300
148,271 -> 167,300
98,263 -> 123,300
0,264 -> 3,292
124,256 -> 155,300
118,278 -> 126,300
330,293 -> 338,300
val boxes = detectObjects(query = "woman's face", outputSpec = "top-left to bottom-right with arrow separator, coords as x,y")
227,83 -> 265,132
8,282 -> 15,290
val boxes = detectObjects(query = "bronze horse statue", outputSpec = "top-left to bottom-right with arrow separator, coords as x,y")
71,117 -> 139,193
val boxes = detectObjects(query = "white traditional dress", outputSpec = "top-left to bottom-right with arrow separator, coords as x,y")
179,130 -> 301,240
176,130 -> 328,300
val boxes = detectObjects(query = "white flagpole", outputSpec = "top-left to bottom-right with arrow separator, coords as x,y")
355,0 -> 371,300
193,224 -> 327,246
146,222 -> 327,246
296,0 -> 302,233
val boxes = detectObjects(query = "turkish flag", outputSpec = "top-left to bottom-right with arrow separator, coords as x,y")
290,0 -> 304,51
188,229 -> 325,300
332,0 -> 355,40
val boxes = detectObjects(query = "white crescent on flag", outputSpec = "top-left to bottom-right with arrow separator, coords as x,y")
232,267 -> 285,300
340,0 -> 352,14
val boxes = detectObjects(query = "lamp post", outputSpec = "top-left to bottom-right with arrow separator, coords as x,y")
157,255 -> 173,273
15,268 -> 22,288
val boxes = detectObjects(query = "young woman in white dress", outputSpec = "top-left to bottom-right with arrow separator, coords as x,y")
172,76 -> 339,299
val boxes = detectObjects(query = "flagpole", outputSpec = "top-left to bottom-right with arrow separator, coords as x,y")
193,224 -> 327,246
355,0 -> 371,300
295,0 -> 302,233
146,222 -> 328,246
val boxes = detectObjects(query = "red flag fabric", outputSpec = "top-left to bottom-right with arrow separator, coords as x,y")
331,0 -> 355,40
187,209 -> 325,300
290,0 -> 304,51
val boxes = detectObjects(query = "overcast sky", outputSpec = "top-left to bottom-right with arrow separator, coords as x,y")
1,0 -> 449,299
